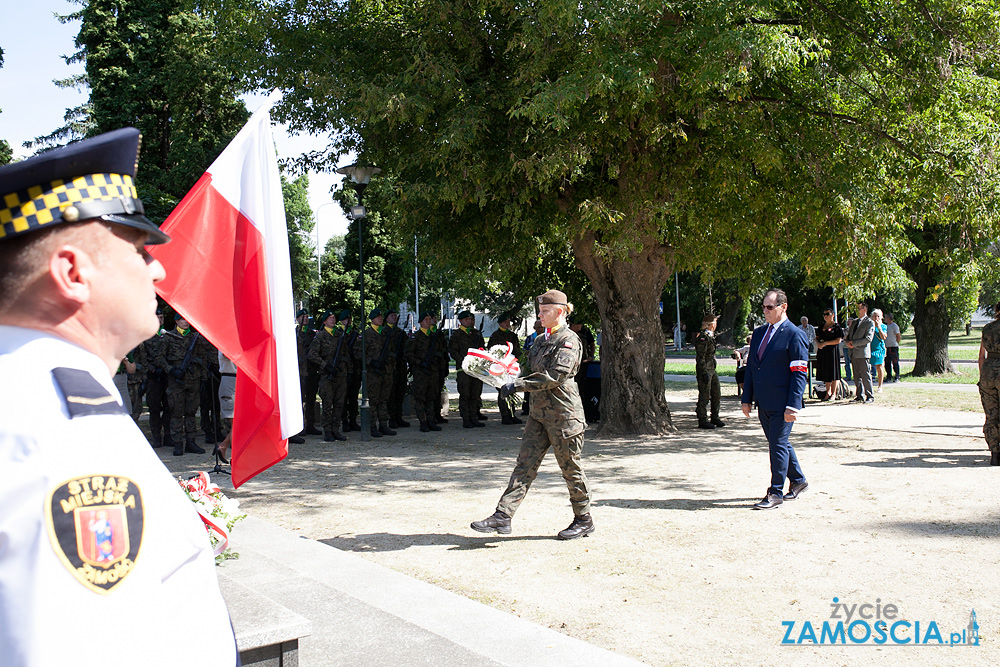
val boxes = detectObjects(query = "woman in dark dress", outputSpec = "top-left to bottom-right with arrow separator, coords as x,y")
815,309 -> 844,400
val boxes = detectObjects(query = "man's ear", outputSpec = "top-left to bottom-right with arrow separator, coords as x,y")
48,244 -> 93,306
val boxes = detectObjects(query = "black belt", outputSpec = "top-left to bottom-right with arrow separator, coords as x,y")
221,372 -> 237,377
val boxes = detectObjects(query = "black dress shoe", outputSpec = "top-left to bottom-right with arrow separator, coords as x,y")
711,417 -> 726,427
212,444 -> 230,464
471,511 -> 512,535
557,513 -> 595,540
288,434 -> 305,444
753,492 -> 784,510
783,480 -> 809,500
185,440 -> 206,455
991,451 -> 1000,466
698,421 -> 716,430
477,413 -> 488,421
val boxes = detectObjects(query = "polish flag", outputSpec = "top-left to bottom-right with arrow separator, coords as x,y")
150,98 -> 302,487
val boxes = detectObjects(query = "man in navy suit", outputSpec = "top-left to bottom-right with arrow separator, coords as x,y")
741,289 -> 810,509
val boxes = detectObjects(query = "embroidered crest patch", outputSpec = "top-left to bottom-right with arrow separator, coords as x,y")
45,475 -> 144,594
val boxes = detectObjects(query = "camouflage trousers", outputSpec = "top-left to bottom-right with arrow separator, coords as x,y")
167,378 -> 201,443
411,370 -> 438,421
456,371 -> 483,419
318,375 -> 348,434
696,369 -> 721,422
389,367 -> 408,421
342,372 -> 362,425
979,375 -> 1000,451
128,380 -> 144,423
367,370 -> 392,423
497,416 -> 591,517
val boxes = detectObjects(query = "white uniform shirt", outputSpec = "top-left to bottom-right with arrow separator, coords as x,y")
0,326 -> 236,667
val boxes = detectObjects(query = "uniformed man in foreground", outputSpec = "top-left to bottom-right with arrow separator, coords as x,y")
0,128 -> 237,664
471,290 -> 594,540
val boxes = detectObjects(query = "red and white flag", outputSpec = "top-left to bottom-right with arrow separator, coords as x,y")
150,97 -> 302,487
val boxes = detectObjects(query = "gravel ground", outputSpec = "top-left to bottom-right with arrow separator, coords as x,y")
160,388 -> 998,667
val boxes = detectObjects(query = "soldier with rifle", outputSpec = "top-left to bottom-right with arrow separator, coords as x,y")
156,314 -> 208,456
308,310 -> 351,442
342,318 -> 363,433
386,309 -> 412,428
407,311 -> 445,432
450,310 -> 486,428
364,308 -> 396,437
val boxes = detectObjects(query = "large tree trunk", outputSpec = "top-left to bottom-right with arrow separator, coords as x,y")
716,293 -> 743,346
909,255 -> 954,375
573,231 -> 674,434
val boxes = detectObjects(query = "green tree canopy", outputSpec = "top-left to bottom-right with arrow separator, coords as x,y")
227,0 -> 1000,432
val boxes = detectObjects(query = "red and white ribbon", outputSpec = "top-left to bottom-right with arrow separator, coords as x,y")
465,342 -> 521,378
179,472 -> 230,556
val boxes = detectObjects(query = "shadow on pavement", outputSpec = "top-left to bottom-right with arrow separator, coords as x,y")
841,448 -> 986,468
319,532 -> 561,552
597,497 -> 758,511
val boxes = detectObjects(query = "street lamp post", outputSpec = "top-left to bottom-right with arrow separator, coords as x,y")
336,163 -> 381,440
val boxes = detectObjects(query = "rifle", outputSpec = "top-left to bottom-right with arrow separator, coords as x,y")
372,327 -> 393,371
325,328 -> 347,379
171,332 -> 202,380
420,316 -> 446,371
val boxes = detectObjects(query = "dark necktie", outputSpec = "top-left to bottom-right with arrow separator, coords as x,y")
758,325 -> 775,360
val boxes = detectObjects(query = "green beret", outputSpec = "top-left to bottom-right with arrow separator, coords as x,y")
457,310 -> 474,320
369,307 -> 384,320
337,309 -> 352,322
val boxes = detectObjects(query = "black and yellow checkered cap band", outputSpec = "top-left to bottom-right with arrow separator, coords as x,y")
0,173 -> 140,240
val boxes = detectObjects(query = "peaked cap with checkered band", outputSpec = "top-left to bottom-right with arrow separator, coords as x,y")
0,128 -> 169,244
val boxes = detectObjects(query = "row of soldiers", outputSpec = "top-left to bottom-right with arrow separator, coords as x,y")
300,307 -> 532,440
126,309 -> 228,456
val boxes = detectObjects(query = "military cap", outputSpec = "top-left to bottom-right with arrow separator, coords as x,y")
0,127 -> 168,245
386,307 -> 399,317
456,310 -> 474,320
536,289 -> 568,306
319,310 -> 335,324
296,308 -> 308,318
369,307 -> 384,320
419,311 -> 437,321
337,309 -> 352,322
497,312 -> 512,323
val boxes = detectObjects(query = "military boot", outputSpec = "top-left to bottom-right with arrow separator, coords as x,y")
470,510 -> 512,535
172,441 -> 184,456
349,420 -> 362,431
463,419 -> 474,429
370,425 -> 383,438
304,423 -> 322,436
379,423 -> 397,436
557,513 -> 595,540
435,414 -> 448,424
428,420 -> 442,431
472,419 -> 485,428
396,418 -> 411,427
388,418 -> 399,429
419,420 -> 431,433
185,440 -> 206,455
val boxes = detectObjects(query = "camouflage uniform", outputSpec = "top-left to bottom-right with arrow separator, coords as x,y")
979,319 -> 1000,452
342,329 -> 363,430
386,324 -> 411,426
142,330 -> 172,446
488,326 -> 522,424
156,328 -> 210,446
308,325 -> 351,439
450,325 -> 486,423
496,325 -> 590,517
407,327 -> 441,426
127,344 -> 147,423
199,338 -> 222,442
298,322 -> 320,433
693,328 -> 721,424
365,323 -> 395,431
434,328 -> 450,420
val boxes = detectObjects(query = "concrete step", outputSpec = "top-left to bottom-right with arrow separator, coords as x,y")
219,517 -> 649,666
